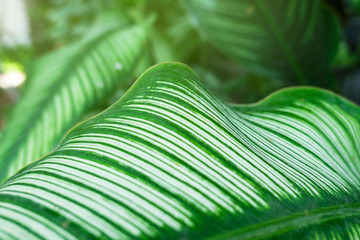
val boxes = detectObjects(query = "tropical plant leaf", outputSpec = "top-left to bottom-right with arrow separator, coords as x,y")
182,0 -> 340,83
0,63 -> 359,239
0,22 -> 149,182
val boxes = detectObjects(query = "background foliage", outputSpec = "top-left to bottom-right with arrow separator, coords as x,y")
1,0 -> 359,114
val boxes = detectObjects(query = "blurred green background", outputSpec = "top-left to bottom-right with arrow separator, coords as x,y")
1,0 -> 360,130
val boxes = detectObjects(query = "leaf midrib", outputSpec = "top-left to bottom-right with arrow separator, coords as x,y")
255,0 -> 307,84
207,203 -> 360,240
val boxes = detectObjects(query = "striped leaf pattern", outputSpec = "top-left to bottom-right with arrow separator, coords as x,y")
0,23 -> 148,182
0,63 -> 359,239
183,0 -> 340,83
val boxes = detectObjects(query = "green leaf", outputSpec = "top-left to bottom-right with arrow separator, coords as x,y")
348,0 -> 360,14
0,22 -> 149,182
0,63 -> 359,239
182,0 -> 340,83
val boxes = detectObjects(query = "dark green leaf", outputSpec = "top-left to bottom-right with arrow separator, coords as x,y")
183,0 -> 340,83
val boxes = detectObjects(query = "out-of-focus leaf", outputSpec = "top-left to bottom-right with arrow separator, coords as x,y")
183,0 -> 340,83
332,41 -> 358,69
348,0 -> 360,13
0,22 -> 149,182
0,63 -> 359,239
150,30 -> 178,63
341,68 -> 360,104
225,73 -> 286,104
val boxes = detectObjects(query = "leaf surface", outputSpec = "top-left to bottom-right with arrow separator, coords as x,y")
0,63 -> 359,239
0,22 -> 148,181
183,0 -> 340,83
